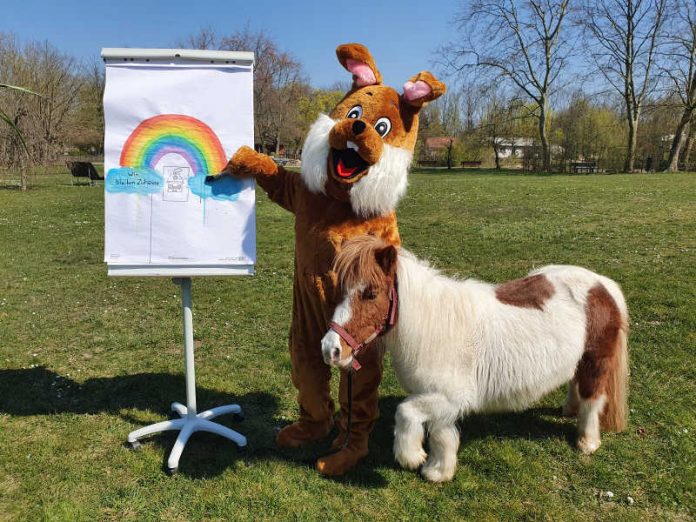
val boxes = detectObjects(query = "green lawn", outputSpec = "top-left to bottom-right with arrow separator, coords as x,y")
0,168 -> 694,521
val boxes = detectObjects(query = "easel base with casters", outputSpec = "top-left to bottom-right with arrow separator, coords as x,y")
126,277 -> 247,474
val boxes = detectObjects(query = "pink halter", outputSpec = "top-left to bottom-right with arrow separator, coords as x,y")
328,280 -> 398,371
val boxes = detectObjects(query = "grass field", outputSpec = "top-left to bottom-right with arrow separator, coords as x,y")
0,168 -> 694,521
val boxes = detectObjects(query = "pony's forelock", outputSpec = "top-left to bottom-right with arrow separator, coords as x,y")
334,236 -> 393,291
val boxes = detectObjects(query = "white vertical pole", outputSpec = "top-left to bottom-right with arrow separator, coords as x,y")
175,277 -> 197,418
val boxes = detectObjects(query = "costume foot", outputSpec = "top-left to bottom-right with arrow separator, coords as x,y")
316,445 -> 368,476
276,420 -> 333,449
330,431 -> 350,451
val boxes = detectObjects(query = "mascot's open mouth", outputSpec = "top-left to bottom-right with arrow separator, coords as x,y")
329,147 -> 369,181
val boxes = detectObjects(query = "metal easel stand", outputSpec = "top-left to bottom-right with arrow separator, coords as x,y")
127,277 -> 247,474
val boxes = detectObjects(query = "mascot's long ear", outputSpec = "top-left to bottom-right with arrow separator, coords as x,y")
402,71 -> 446,109
336,43 -> 383,89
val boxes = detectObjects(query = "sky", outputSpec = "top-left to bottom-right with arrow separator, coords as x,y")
3,0 -> 460,88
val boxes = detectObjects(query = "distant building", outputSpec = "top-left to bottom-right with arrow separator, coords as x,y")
494,137 -> 534,159
419,137 -> 456,167
425,137 -> 455,151
494,137 -> 563,159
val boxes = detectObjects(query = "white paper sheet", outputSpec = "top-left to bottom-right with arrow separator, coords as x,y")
103,59 -> 255,272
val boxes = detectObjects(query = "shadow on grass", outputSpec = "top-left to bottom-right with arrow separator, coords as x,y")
460,407 -> 576,447
1,368 -> 575,483
0,367 -> 281,478
317,396 -> 575,488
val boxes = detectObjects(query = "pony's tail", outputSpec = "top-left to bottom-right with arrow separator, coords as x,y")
600,317 -> 629,432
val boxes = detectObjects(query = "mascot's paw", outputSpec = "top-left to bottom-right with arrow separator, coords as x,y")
276,419 -> 333,449
229,146 -> 278,178
316,445 -> 369,476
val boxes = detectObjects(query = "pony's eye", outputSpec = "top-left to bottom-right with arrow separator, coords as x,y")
346,105 -> 363,119
362,289 -> 377,300
374,117 -> 392,137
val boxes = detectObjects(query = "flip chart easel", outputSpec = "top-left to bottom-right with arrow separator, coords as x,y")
125,277 -> 246,473
102,48 -> 255,474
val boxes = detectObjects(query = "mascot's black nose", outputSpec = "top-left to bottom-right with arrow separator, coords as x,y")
352,120 -> 366,135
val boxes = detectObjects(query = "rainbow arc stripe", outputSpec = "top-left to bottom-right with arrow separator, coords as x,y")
119,114 -> 227,175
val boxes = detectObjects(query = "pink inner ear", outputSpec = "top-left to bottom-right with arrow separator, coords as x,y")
403,80 -> 432,101
346,59 -> 377,86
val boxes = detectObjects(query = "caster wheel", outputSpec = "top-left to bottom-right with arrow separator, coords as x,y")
233,411 -> 245,422
166,467 -> 178,475
127,440 -> 141,451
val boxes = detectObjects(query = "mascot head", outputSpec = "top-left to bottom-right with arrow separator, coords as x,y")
301,43 -> 445,217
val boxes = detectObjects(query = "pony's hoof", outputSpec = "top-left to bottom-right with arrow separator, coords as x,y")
421,459 -> 456,483
395,447 -> 427,470
577,436 -> 601,455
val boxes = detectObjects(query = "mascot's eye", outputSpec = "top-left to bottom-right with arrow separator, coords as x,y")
374,117 -> 392,137
346,106 -> 363,119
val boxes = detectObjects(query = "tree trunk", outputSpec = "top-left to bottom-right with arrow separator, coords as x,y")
539,101 -> 551,172
492,137 -> 501,170
624,115 -> 639,172
447,139 -> 453,169
664,109 -> 693,172
680,122 -> 694,167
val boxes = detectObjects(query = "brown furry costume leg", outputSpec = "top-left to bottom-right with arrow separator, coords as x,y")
317,344 -> 384,475
276,278 -> 335,447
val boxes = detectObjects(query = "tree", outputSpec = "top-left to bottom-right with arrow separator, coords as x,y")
0,35 -> 83,189
444,0 -> 571,172
478,90 -> 535,170
553,94 -> 626,171
0,83 -> 39,155
65,60 -> 104,154
179,28 -> 308,154
661,0 -> 696,171
0,83 -> 40,190
218,29 -> 306,154
297,88 -> 344,130
580,0 -> 667,172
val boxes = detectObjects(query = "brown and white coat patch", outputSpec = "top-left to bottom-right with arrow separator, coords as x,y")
495,274 -> 555,310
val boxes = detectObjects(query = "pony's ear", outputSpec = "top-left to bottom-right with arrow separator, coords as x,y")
375,245 -> 397,276
336,43 -> 383,88
402,71 -> 446,109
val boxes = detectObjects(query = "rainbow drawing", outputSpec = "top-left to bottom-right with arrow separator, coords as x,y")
119,114 -> 227,175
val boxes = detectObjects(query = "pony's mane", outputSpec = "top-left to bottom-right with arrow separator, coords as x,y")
334,236 -> 393,290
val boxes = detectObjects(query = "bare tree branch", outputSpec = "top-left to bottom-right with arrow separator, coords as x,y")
443,0 -> 572,171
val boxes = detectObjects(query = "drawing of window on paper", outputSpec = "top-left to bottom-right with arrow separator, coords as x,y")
164,167 -> 190,202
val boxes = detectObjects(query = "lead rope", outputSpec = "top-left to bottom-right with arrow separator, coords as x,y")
328,279 -> 397,455
340,370 -> 353,450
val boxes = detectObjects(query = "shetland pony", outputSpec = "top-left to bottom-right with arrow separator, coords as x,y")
321,237 -> 629,482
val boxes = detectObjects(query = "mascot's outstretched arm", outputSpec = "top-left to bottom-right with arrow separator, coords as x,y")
209,145 -> 299,214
